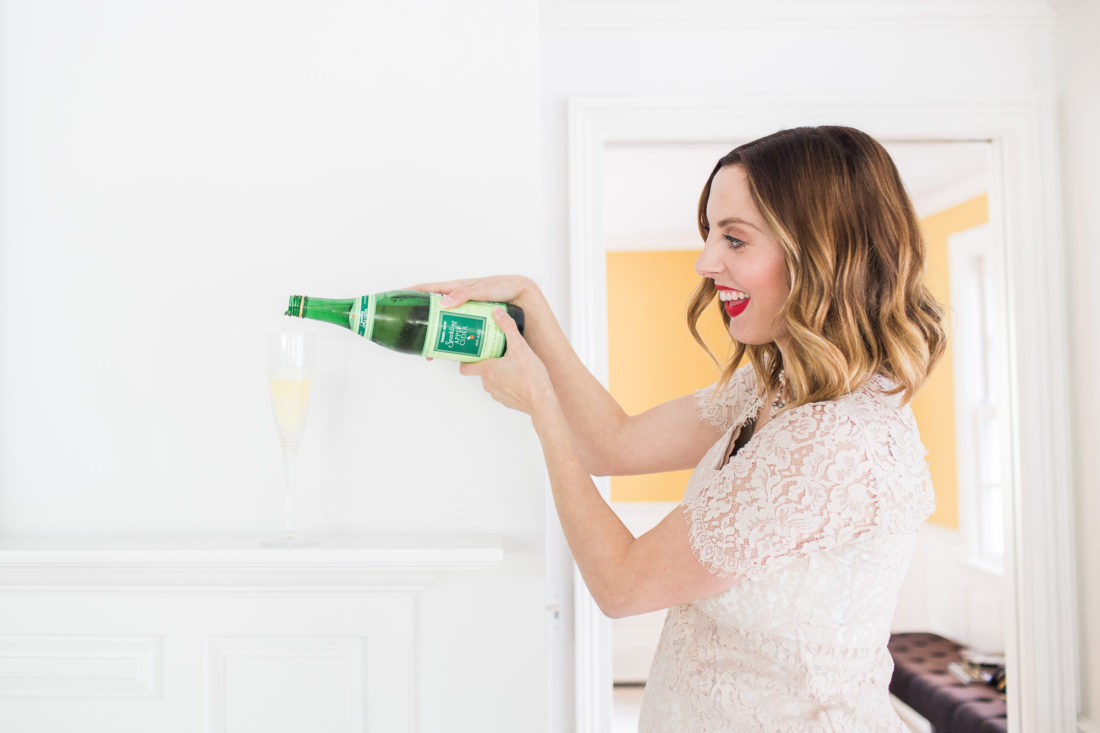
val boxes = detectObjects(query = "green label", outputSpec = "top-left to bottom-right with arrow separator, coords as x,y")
423,294 -> 507,361
436,312 -> 484,355
350,295 -> 377,340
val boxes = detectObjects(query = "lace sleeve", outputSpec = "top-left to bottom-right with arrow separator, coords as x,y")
693,366 -> 757,431
682,402 -> 884,580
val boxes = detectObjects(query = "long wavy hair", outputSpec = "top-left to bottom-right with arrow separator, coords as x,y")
688,126 -> 946,408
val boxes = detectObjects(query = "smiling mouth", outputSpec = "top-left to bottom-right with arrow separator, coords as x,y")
717,286 -> 749,317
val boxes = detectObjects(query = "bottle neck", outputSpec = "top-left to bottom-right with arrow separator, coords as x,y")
286,295 -> 357,329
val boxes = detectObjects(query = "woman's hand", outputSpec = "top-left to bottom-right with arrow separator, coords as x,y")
408,274 -> 546,362
460,307 -> 556,419
406,274 -> 536,310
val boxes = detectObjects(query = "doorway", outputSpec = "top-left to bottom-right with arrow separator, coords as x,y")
562,97 -> 1077,733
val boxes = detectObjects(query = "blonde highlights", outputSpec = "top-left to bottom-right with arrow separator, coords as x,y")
688,126 -> 946,408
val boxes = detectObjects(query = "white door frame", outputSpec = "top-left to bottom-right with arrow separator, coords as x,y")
565,96 -> 1078,733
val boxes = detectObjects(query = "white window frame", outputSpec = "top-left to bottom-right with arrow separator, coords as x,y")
949,222 -> 1008,574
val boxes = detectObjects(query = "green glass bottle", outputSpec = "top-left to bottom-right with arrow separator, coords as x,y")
284,290 -> 525,363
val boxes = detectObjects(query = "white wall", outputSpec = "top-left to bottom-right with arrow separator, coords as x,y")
1055,0 -> 1100,726
0,0 -> 547,729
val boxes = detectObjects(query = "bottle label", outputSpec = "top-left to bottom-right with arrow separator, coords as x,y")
350,295 -> 377,340
423,294 -> 507,361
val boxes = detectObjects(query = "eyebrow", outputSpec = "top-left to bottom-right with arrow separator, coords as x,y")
714,217 -> 762,232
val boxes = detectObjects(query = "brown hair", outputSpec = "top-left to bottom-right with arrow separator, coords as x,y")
688,126 -> 946,407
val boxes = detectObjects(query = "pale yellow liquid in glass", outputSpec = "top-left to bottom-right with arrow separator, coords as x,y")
270,378 -> 312,446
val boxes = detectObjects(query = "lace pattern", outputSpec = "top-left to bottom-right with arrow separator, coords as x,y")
686,385 -> 930,579
639,371 -> 934,731
693,365 -> 761,433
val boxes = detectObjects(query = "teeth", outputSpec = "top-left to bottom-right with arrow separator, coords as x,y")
718,288 -> 749,302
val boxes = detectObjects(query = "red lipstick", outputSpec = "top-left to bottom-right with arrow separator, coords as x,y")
716,286 -> 750,318
725,298 -> 749,317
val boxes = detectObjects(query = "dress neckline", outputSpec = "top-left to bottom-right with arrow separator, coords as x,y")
711,371 -> 894,472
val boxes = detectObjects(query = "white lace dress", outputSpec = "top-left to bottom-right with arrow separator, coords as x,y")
638,366 -> 935,732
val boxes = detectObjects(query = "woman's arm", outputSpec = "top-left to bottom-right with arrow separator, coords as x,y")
413,276 -> 725,476
464,309 -> 738,618
533,394 -> 739,617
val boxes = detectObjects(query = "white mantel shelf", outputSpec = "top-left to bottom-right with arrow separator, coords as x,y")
0,535 -> 505,591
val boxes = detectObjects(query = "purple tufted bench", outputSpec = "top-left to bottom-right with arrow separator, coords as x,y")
888,632 -> 1007,733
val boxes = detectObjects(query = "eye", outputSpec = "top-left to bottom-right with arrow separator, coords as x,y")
724,234 -> 747,249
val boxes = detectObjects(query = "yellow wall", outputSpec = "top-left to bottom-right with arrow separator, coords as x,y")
914,194 -> 989,529
606,251 -> 730,502
606,195 -> 988,528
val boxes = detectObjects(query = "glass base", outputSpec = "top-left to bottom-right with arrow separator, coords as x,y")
260,534 -> 318,548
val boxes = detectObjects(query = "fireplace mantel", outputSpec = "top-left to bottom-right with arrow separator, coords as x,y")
0,534 -> 504,591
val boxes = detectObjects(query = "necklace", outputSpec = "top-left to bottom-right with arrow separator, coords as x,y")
773,369 -> 787,409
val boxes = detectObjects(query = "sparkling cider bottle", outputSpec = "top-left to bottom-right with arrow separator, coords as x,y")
284,291 -> 525,363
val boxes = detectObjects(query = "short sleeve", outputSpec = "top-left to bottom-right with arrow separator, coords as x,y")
693,365 -> 758,432
682,402 -> 883,581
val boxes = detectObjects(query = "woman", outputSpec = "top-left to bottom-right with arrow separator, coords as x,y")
415,125 -> 945,731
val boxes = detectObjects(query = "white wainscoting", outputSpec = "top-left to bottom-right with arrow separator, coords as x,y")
0,636 -> 163,701
892,523 -> 1007,655
208,636 -> 369,733
0,535 -> 502,733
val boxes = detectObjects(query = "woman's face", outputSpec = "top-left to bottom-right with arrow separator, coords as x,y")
694,164 -> 791,348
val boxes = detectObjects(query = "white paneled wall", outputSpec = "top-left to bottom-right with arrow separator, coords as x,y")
0,636 -> 163,701
1,595 -> 415,732
0,1 -> 546,731
0,536 -> 503,732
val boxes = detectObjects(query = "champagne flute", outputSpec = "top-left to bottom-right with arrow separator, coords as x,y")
264,330 -> 318,548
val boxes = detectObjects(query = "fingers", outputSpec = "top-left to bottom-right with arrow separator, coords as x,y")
437,279 -> 497,308
459,361 -> 485,377
405,281 -> 470,308
410,275 -> 528,310
441,284 -> 493,308
492,307 -> 524,343
438,293 -> 466,308
407,281 -> 461,295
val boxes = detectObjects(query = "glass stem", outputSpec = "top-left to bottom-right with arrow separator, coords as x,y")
281,444 -> 300,538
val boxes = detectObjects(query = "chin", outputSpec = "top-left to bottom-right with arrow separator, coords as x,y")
728,327 -> 781,347
727,327 -> 763,345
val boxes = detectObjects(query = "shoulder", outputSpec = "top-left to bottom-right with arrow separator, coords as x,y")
777,374 -> 910,439
693,364 -> 759,431
828,374 -> 928,466
758,374 -> 935,526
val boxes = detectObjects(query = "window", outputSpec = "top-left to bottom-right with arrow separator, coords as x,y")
948,223 -> 1005,570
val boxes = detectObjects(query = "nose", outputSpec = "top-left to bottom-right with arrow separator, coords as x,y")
694,232 -> 724,279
